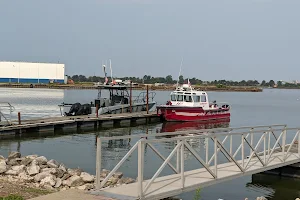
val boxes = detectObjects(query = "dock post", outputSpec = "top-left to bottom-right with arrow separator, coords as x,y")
96,137 -> 102,190
18,112 -> 21,125
96,104 -> 99,118
146,85 -> 149,114
130,81 -> 132,113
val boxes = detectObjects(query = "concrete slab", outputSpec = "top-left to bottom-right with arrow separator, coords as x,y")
29,189 -> 116,200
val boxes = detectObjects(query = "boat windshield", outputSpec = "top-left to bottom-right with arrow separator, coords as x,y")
171,94 -> 176,101
201,95 -> 207,102
184,95 -> 193,102
177,95 -> 183,101
194,96 -> 200,102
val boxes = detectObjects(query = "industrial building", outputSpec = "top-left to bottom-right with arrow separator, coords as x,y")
0,61 -> 66,84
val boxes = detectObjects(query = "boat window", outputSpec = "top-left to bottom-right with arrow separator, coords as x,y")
171,94 -> 176,101
194,96 -> 200,102
201,95 -> 207,102
177,95 -> 183,101
184,95 -> 193,102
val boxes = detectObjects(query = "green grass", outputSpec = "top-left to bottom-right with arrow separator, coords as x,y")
23,188 -> 51,195
0,195 -> 24,200
193,187 -> 201,200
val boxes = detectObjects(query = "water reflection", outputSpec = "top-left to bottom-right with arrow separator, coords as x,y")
160,119 -> 230,133
247,173 -> 300,200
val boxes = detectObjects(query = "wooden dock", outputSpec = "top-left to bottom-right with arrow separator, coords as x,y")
0,112 -> 159,136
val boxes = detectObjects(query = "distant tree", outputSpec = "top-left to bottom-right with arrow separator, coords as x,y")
165,75 -> 173,84
261,80 -> 266,86
179,75 -> 184,84
277,81 -> 282,87
268,80 -> 275,87
78,75 -> 87,82
72,75 -> 79,82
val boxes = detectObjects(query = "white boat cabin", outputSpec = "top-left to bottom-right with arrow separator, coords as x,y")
169,84 -> 210,110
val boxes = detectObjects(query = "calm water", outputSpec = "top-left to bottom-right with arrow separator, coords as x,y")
1,88 -> 300,200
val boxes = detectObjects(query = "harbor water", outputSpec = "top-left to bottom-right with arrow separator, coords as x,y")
1,88 -> 300,200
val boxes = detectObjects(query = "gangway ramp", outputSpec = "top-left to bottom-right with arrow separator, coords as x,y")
95,124 -> 300,200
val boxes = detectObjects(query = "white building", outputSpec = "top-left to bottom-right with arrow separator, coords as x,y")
0,61 -> 65,84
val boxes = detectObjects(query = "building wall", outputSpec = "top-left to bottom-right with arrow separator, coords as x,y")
0,61 -> 65,83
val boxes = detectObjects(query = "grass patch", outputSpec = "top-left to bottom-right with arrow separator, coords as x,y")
23,188 -> 51,195
0,194 -> 24,200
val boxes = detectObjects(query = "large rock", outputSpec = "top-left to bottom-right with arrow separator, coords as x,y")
55,178 -> 62,188
113,172 -> 123,179
80,172 -> 94,183
27,161 -> 40,176
64,175 -> 84,187
18,172 -> 34,182
67,168 -> 82,176
47,159 -> 59,168
56,169 -> 65,178
26,155 -> 38,160
34,172 -> 52,182
34,156 -> 48,165
40,165 -> 48,169
77,183 -> 94,190
40,176 -> 56,187
21,158 -> 33,166
8,152 -> 21,160
41,168 -> 58,175
61,173 -> 71,181
100,169 -> 110,178
108,177 -> 119,185
0,160 -> 7,174
0,155 -> 5,161
59,164 -> 67,172
5,165 -> 25,175
7,158 -> 20,166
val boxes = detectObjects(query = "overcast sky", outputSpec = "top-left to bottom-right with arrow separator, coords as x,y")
0,0 -> 299,81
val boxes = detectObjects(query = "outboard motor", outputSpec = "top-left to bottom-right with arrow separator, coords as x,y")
65,103 -> 81,116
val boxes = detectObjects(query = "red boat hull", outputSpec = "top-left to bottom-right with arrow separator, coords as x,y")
157,106 -> 230,122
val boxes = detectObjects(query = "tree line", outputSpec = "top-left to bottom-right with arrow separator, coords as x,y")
68,75 -> 298,88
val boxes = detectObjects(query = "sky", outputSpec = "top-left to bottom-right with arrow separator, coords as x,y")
0,0 -> 299,81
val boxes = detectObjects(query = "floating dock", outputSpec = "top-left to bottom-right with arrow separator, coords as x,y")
0,112 -> 159,136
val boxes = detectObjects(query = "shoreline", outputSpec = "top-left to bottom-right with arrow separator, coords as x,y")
0,83 -> 263,92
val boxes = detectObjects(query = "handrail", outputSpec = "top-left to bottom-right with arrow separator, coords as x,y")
0,102 -> 15,126
96,124 -> 300,199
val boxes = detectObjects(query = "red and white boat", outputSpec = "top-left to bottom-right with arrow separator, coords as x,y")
156,82 -> 231,122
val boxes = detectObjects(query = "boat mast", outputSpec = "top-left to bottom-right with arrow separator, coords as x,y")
176,57 -> 184,88
109,59 -> 114,84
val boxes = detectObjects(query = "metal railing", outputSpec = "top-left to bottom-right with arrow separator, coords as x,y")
95,124 -> 300,198
132,91 -> 156,104
0,102 -> 15,126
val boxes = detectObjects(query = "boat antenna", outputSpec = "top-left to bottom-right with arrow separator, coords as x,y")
109,59 -> 114,84
176,57 -> 184,87
102,61 -> 108,84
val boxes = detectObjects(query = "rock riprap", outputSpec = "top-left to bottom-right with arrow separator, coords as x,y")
0,151 -> 135,191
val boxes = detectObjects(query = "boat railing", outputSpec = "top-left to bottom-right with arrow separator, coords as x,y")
0,102 -> 15,126
132,91 -> 156,104
209,101 -> 231,108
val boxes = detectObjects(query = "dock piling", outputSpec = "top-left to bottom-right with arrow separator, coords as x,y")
18,112 -> 21,125
146,85 -> 149,114
130,81 -> 132,113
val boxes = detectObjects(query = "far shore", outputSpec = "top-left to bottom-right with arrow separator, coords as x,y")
0,83 -> 263,92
